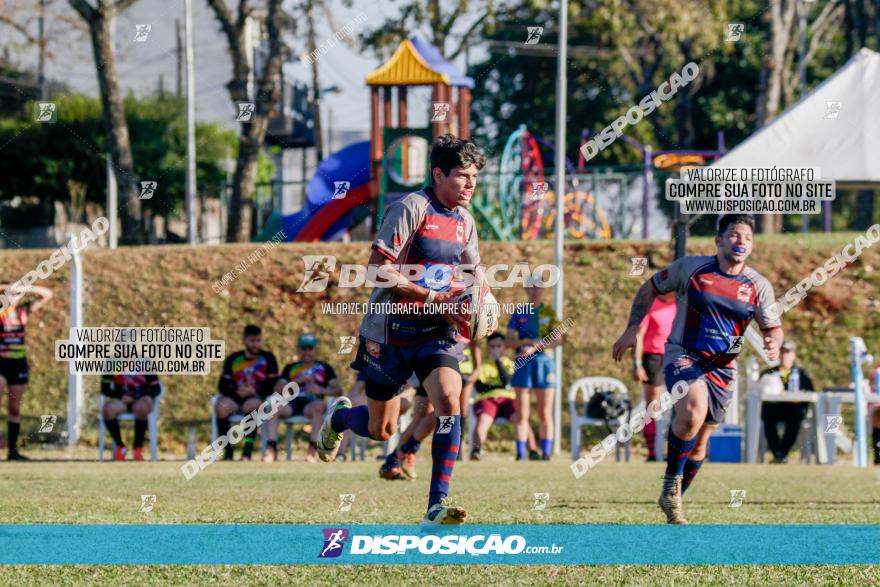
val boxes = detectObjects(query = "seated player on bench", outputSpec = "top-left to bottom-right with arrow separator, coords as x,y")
101,372 -> 161,461
264,333 -> 342,462
760,340 -> 816,464
215,324 -> 279,461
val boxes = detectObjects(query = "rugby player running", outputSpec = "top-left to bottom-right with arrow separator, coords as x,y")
612,214 -> 782,524
317,134 -> 485,524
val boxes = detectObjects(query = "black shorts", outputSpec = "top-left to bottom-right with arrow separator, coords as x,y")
353,336 -> 460,402
0,357 -> 29,385
642,353 -> 664,386
102,394 -> 156,413
290,395 -> 321,416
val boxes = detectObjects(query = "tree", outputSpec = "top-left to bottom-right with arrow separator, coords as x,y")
0,93 -> 236,240
359,0 -> 498,59
206,0 -> 287,242
68,0 -> 143,244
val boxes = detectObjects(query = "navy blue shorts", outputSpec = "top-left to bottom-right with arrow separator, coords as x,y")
664,351 -> 735,425
351,336 -> 460,401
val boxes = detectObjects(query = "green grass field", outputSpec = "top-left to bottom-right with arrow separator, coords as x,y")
1,457 -> 877,585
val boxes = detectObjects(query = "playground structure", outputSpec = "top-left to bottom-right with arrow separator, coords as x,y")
255,36 -> 726,243
258,36 -> 473,242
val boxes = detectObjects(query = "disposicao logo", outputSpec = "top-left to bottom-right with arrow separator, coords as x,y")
319,528 -> 349,558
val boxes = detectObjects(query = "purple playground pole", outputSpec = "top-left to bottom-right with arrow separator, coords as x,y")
643,148 -> 652,239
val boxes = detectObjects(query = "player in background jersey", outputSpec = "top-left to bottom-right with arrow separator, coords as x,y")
264,333 -> 342,462
612,214 -> 783,524
317,135 -> 485,524
0,284 -> 52,460
215,325 -> 278,461
632,291 -> 676,461
506,276 -> 562,460
100,372 -> 162,460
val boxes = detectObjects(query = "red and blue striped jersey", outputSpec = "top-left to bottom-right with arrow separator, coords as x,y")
651,255 -> 781,369
361,188 -> 480,346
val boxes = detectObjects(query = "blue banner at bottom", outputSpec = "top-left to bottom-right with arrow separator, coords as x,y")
0,525 -> 876,564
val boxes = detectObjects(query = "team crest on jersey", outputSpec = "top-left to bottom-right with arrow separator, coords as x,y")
659,269 -> 669,281
456,221 -> 465,243
365,340 -> 381,358
736,283 -> 752,302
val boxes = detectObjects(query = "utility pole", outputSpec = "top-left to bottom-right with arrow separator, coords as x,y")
552,0 -> 568,456
38,0 -> 47,100
176,19 -> 183,98
798,0 -> 809,233
305,0 -> 324,161
184,0 -> 197,244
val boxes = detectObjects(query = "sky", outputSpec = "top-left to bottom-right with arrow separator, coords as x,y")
6,0 -> 480,133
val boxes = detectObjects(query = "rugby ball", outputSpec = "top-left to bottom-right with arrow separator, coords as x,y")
456,284 -> 499,340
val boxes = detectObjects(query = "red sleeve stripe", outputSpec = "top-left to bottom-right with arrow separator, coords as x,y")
372,244 -> 397,261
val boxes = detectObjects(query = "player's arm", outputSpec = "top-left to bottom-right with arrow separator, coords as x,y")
324,378 -> 343,397
100,375 -> 115,398
632,324 -> 648,382
755,278 -> 784,362
545,311 -> 565,349
25,285 -> 53,313
612,280 -> 658,362
218,356 -> 237,398
260,354 -> 279,397
367,249 -> 467,330
468,339 -> 482,377
145,375 -> 162,398
762,328 -> 784,362
272,371 -> 289,396
322,364 -> 342,396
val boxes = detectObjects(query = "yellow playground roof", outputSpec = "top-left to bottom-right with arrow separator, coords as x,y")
365,37 -> 474,88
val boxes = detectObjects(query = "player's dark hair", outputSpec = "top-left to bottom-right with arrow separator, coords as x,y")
487,332 -> 505,343
430,134 -> 486,181
717,214 -> 755,236
243,324 -> 261,337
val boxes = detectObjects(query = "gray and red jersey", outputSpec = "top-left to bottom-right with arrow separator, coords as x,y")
360,188 -> 480,346
651,255 -> 781,370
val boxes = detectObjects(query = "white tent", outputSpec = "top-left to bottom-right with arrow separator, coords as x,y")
713,48 -> 880,187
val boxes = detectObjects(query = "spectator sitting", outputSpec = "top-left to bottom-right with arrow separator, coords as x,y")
101,372 -> 161,461
265,333 -> 342,462
215,325 -> 279,461
470,332 -> 518,460
760,340 -> 815,464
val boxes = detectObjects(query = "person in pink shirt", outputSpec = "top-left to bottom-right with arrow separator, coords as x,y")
632,291 -> 676,461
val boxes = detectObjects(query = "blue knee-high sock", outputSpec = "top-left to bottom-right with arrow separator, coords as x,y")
540,438 -> 553,458
429,415 -> 461,509
665,430 -> 697,477
516,440 -> 528,459
681,458 -> 704,494
331,405 -> 371,438
399,437 -> 421,455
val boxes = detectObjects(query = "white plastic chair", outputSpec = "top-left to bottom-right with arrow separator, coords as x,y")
98,383 -> 164,461
568,377 -> 631,462
210,394 -> 309,461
